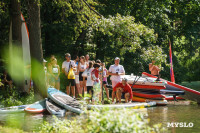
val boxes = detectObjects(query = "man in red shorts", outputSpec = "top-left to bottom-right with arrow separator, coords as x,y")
113,78 -> 133,103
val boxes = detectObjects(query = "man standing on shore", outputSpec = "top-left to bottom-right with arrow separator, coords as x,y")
149,60 -> 161,81
62,53 -> 76,98
108,57 -> 125,103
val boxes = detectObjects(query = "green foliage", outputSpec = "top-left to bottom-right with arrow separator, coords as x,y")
141,45 -> 167,67
0,126 -> 27,133
39,108 -> 166,133
180,81 -> 200,91
94,0 -> 200,81
87,14 -> 156,54
2,45 -> 29,83
1,0 -> 200,82
40,0 -> 99,56
0,85 -> 34,107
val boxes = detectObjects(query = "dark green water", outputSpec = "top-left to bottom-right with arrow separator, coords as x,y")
0,105 -> 200,132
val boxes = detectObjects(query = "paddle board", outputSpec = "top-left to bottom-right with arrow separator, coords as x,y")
121,75 -> 166,87
133,91 -> 165,99
46,99 -> 66,117
0,105 -> 27,114
47,87 -> 84,114
142,72 -> 200,104
132,96 -> 168,106
25,99 -> 46,113
160,89 -> 185,95
87,101 -> 156,109
9,13 -> 31,92
164,95 -> 185,101
21,14 -> 31,92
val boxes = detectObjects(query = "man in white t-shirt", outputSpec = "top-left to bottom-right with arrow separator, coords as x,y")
108,57 -> 125,103
62,53 -> 76,98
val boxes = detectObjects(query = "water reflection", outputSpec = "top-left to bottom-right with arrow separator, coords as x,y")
147,105 -> 200,133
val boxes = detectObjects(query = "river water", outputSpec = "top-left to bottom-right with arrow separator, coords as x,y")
0,104 -> 200,132
147,104 -> 200,133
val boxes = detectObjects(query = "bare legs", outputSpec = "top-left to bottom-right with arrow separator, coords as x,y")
55,82 -> 60,90
75,83 -> 80,98
125,93 -> 130,103
83,77 -> 87,94
103,84 -> 109,99
115,87 -> 130,103
66,86 -> 75,97
79,81 -> 84,96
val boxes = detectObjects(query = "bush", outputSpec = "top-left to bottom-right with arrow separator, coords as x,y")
0,85 -> 34,107
39,108 -> 166,133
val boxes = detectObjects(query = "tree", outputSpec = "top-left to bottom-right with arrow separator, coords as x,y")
86,14 -> 164,75
28,0 -> 46,100
10,0 -> 25,91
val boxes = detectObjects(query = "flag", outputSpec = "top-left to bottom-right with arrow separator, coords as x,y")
169,41 -> 175,83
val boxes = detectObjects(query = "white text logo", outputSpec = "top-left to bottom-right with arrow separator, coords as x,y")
167,122 -> 193,127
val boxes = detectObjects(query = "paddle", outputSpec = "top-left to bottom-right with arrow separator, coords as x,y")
130,75 -> 141,90
131,62 -> 145,90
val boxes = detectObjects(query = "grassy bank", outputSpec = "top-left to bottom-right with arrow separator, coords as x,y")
180,81 -> 200,91
0,126 -> 27,133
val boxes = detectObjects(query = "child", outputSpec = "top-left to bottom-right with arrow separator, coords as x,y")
85,61 -> 94,101
91,63 -> 101,102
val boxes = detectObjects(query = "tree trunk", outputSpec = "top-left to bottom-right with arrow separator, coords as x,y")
10,0 -> 24,91
28,0 -> 47,100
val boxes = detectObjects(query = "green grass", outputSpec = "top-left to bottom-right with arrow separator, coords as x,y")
0,126 -> 27,133
180,81 -> 200,91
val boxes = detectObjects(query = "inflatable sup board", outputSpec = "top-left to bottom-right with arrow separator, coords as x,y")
0,105 -> 27,114
9,14 -> 31,92
25,99 -> 46,113
87,101 -> 156,109
133,91 -> 165,99
132,96 -> 167,106
46,99 -> 66,117
121,75 -> 166,88
142,72 -> 200,104
48,87 -> 84,114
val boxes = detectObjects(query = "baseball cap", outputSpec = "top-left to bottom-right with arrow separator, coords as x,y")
115,57 -> 120,60
43,59 -> 47,62
122,77 -> 128,82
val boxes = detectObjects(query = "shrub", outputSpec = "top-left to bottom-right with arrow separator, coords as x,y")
39,108 -> 166,133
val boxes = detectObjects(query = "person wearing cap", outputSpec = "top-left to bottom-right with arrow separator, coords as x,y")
113,78 -> 133,103
108,57 -> 125,103
62,53 -> 76,98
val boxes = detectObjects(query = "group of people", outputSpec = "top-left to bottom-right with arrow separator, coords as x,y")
44,53 -> 161,104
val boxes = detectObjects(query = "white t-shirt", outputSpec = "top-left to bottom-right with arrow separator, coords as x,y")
80,62 -> 87,70
74,63 -> 78,74
86,68 -> 94,86
62,60 -> 75,73
109,64 -> 125,81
